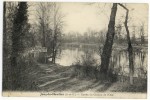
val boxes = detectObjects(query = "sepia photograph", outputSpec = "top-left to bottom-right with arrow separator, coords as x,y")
2,1 -> 148,99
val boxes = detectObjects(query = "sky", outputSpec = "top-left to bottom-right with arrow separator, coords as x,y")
60,3 -> 109,34
29,2 -> 148,35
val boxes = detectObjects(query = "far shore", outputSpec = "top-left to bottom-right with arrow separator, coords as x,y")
62,42 -> 148,49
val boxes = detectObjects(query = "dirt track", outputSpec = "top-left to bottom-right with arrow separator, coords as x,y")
28,63 -> 147,92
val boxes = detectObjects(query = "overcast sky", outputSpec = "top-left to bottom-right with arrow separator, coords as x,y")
60,3 -> 109,34
29,2 -> 148,35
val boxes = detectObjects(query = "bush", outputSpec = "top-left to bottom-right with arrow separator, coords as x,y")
3,53 -> 39,91
71,50 -> 99,79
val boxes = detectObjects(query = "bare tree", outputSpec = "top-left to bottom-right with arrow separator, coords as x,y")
118,3 -> 134,85
98,3 -> 134,84
35,3 -> 53,63
36,3 -> 52,47
140,22 -> 145,45
51,3 -> 64,63
99,3 -> 118,80
35,2 -> 64,63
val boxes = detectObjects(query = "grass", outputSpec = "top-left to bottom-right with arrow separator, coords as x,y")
3,55 -> 40,91
3,52 -> 147,92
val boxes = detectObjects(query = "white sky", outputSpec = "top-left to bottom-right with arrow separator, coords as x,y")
60,3 -> 109,34
29,3 -> 148,35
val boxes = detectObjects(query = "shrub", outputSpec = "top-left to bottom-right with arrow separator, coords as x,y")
71,50 -> 99,79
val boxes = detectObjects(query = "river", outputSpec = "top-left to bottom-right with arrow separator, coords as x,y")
55,44 -> 147,78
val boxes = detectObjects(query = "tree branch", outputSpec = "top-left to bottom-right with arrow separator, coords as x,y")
118,3 -> 128,11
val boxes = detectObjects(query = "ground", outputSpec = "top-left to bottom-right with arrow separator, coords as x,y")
26,63 -> 147,92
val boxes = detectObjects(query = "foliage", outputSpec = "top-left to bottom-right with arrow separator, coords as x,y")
72,50 -> 99,79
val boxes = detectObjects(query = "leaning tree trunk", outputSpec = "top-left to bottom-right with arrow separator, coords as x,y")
118,3 -> 134,85
124,9 -> 134,85
99,3 -> 118,79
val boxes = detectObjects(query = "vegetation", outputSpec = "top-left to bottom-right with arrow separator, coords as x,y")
3,2 -> 64,91
3,2 -> 147,93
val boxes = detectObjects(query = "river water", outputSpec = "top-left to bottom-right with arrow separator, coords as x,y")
55,44 -> 147,78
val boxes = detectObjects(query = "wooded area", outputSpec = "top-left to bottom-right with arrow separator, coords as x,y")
3,2 -> 147,93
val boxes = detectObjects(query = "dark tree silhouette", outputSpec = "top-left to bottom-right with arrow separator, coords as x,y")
3,2 -> 6,53
11,2 -> 28,90
118,3 -> 134,85
99,3 -> 118,80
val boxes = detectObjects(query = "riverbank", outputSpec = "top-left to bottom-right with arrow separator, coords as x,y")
63,42 -> 148,48
62,43 -> 148,52
22,63 -> 147,92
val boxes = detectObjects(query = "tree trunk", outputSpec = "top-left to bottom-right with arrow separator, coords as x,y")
52,3 -> 57,64
118,3 -> 134,85
42,21 -> 46,47
52,30 -> 57,64
99,3 -> 118,79
3,2 -> 6,54
124,10 -> 134,85
11,2 -> 28,90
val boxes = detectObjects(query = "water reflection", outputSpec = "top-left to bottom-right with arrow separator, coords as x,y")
56,44 -> 147,78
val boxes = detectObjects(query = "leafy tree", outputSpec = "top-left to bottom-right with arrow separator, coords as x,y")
11,2 -> 28,90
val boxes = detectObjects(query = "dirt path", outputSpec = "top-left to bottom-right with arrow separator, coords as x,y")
30,63 -> 113,92
29,63 -> 147,92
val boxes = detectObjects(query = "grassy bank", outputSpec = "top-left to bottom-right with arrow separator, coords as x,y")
14,62 -> 147,92
3,55 -> 147,92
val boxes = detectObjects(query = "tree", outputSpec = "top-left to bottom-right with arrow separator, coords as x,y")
36,3 -> 52,47
115,24 -> 122,43
99,3 -> 134,84
99,3 -> 118,80
11,2 -> 28,90
3,1 -> 8,90
118,3 -> 134,85
36,3 -> 53,63
3,2 -> 6,53
140,23 -> 145,45
3,2 -> 18,90
51,3 -> 64,63
3,2 -> 18,57
35,2 -> 64,63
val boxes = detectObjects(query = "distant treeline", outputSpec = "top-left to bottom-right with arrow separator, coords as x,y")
61,28 -> 147,45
